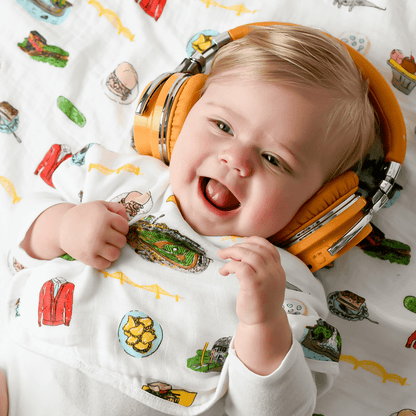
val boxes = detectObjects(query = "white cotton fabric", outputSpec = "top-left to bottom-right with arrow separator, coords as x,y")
2,144 -> 338,415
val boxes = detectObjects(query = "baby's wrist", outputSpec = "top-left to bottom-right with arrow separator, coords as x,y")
57,204 -> 77,254
234,312 -> 292,376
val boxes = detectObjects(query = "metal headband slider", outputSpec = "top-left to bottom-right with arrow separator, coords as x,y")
175,31 -> 232,74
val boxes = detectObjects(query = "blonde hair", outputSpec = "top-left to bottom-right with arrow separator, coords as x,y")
203,25 -> 376,181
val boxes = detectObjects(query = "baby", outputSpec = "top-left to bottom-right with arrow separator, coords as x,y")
1,25 -> 375,416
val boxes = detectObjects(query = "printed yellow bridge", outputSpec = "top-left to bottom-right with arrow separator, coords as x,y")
198,0 -> 258,16
340,354 -> 409,386
88,163 -> 143,176
85,0 -> 135,41
99,270 -> 184,301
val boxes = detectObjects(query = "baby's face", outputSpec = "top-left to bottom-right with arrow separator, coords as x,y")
169,77 -> 336,238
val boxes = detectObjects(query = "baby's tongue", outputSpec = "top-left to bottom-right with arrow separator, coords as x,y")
204,179 -> 240,211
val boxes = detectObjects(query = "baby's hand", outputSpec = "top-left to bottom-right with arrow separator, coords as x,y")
218,236 -> 286,327
59,201 -> 129,269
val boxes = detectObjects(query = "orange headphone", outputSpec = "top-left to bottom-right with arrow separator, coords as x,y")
133,22 -> 406,272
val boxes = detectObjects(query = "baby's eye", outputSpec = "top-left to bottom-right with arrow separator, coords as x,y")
263,153 -> 281,167
216,120 -> 233,135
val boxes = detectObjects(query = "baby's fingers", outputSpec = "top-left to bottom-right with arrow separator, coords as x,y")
219,245 -> 266,271
219,259 -> 255,278
241,236 -> 281,262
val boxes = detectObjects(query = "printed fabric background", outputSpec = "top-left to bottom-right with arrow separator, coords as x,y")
0,0 -> 415,415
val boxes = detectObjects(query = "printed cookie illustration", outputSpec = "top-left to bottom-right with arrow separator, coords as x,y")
71,143 -> 95,166
283,299 -> 308,316
186,30 -> 219,57
388,50 -> 416,95
127,215 -> 211,273
339,31 -> 370,55
187,336 -> 232,373
18,31 -> 69,68
14,0 -> 72,25
118,311 -> 163,357
102,62 -> 139,105
111,191 -> 153,221
327,290 -> 379,323
136,0 -> 167,21
390,409 -> 416,416
57,96 -> 86,127
35,144 -> 72,188
142,381 -> 197,407
38,278 -> 75,327
0,102 -> 21,143
332,0 -> 386,11
404,296 -> 416,314
300,319 -> 341,362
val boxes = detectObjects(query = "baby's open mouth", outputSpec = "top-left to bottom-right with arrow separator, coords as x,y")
201,177 -> 241,211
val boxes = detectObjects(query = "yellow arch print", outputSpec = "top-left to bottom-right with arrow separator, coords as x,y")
198,0 -> 259,16
99,270 -> 184,301
340,354 -> 409,385
221,235 -> 243,243
88,163 -> 143,176
0,176 -> 21,204
85,0 -> 135,41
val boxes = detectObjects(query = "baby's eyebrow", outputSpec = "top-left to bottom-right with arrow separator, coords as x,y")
205,101 -> 239,117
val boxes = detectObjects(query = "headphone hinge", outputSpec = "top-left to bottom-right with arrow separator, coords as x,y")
174,57 -> 203,75
380,161 -> 401,195
175,32 -> 233,74
328,161 -> 402,256
212,31 -> 233,49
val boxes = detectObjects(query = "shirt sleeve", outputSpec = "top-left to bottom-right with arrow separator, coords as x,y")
223,248 -> 341,416
224,339 -> 317,416
12,143 -> 106,268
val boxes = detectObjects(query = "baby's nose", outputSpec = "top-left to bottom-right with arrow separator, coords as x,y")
219,146 -> 252,177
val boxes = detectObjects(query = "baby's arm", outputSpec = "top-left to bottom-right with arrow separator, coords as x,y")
218,236 -> 292,375
21,200 -> 129,269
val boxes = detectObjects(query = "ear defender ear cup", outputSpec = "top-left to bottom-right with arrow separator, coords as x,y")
270,171 -> 372,271
271,171 -> 360,243
166,73 -> 208,161
134,73 -> 208,162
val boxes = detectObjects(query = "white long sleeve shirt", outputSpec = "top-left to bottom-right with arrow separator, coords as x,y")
5,144 -> 340,415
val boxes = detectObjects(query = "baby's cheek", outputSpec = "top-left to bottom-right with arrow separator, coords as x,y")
250,196 -> 294,237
